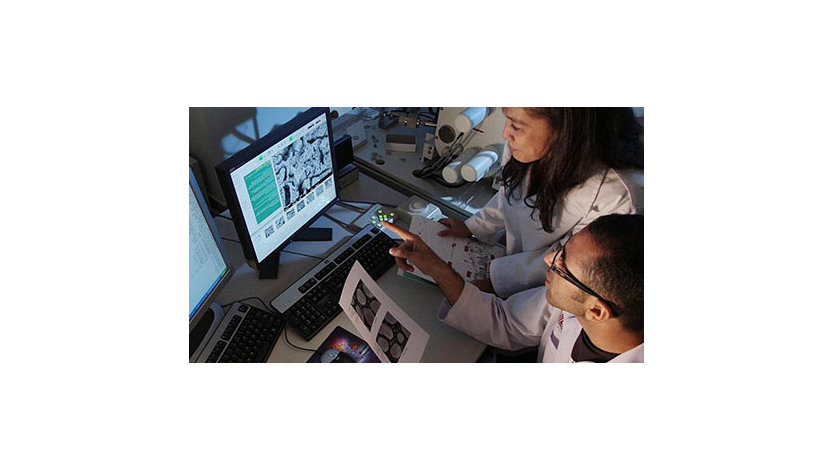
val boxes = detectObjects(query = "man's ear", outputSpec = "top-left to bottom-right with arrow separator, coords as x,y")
583,297 -> 613,323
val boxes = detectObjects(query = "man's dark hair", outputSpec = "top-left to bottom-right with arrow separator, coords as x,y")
499,107 -> 643,233
584,214 -> 644,334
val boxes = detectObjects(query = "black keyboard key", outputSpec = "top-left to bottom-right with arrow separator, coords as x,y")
334,247 -> 354,264
280,230 -> 398,341
352,234 -> 372,249
208,304 -> 284,363
314,263 -> 335,280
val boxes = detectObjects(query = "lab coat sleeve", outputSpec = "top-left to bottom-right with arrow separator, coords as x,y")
488,248 -> 551,298
488,170 -> 639,297
438,283 -> 551,351
463,190 -> 506,245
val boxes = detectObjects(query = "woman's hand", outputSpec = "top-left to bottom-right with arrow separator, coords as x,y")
437,218 -> 472,238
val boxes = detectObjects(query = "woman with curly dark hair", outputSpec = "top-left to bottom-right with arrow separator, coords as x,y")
438,107 -> 643,297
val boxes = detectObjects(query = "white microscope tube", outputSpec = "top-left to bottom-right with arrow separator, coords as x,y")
461,148 -> 499,182
442,148 -> 479,184
454,107 -> 488,133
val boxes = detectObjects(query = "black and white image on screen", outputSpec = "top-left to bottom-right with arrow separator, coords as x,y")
272,120 -> 333,210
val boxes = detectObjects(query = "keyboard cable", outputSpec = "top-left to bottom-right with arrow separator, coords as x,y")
220,296 -> 274,311
284,328 -> 316,352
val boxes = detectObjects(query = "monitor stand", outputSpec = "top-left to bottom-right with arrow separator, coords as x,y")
293,227 -> 332,242
257,227 -> 333,279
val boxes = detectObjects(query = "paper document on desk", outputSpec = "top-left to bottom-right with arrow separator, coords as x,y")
402,215 -> 506,285
339,262 -> 429,363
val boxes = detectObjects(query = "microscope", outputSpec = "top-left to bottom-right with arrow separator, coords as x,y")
415,107 -> 506,189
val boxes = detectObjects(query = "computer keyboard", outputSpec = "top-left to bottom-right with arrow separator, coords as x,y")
271,224 -> 399,341
197,302 -> 285,363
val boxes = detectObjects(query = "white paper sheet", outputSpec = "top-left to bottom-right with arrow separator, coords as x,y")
338,262 -> 429,363
405,215 -> 506,284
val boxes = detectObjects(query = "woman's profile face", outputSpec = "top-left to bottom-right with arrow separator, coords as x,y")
501,107 -> 555,163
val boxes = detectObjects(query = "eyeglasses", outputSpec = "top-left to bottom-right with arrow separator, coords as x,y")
548,243 -> 620,317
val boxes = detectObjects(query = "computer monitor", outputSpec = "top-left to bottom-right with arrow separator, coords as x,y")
215,107 -> 340,278
189,167 -> 235,360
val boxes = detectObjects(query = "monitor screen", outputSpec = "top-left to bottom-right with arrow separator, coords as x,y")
215,108 -> 339,268
189,168 -> 234,323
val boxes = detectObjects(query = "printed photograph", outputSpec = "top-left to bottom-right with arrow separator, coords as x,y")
351,281 -> 380,331
376,312 -> 411,363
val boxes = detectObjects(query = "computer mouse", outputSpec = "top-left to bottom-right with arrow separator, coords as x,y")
320,349 -> 339,363
320,349 -> 356,363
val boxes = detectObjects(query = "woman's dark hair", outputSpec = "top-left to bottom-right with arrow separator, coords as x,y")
499,107 -> 643,233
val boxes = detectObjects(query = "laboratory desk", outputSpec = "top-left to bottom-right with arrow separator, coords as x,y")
211,172 -> 486,363
333,110 -> 498,220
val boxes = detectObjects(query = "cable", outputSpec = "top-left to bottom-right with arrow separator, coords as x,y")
283,249 -> 325,261
284,328 -> 316,352
222,236 -> 326,261
220,296 -> 273,311
413,131 -> 465,178
335,200 -> 369,213
321,212 -> 356,233
413,151 -> 454,178
219,296 -> 316,354
414,124 -> 483,181
339,198 -> 401,208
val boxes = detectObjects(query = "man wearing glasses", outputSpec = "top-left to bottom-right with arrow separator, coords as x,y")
382,214 -> 643,362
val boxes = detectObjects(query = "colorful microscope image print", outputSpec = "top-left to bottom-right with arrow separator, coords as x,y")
307,326 -> 380,363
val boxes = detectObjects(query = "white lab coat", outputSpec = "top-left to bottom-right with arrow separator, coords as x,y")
439,283 -> 644,363
465,145 -> 643,297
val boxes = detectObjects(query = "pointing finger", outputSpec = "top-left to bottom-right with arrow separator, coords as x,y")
381,221 -> 414,240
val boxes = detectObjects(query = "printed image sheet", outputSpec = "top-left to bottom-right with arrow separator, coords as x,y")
338,262 -> 429,363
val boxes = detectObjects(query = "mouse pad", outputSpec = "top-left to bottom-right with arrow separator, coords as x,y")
307,326 -> 381,363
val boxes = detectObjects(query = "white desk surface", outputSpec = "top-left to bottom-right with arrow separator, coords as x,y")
211,172 -> 486,363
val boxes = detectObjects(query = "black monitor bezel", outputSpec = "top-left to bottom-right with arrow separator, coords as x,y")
214,107 -> 341,272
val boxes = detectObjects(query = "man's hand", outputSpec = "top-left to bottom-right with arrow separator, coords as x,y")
470,278 -> 495,294
382,221 -> 466,305
382,221 -> 446,276
437,218 -> 472,238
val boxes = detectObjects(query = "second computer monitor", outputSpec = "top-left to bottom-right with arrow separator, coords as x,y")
215,107 -> 339,278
